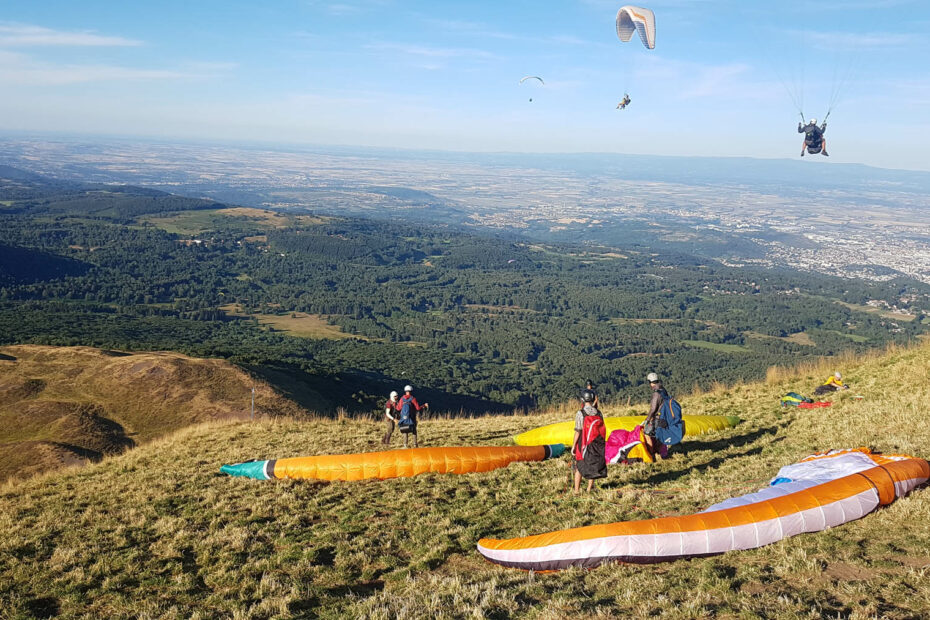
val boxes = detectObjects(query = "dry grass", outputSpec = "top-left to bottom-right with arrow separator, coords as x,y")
252,313 -> 359,340
0,345 -> 307,482
220,306 -> 362,340
1,340 -> 930,618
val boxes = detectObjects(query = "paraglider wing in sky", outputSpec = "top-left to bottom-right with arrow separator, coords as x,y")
519,76 -> 544,102
616,5 -> 656,50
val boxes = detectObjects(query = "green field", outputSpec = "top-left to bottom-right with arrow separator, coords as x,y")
2,342 -> 929,617
682,340 -> 751,353
140,208 -> 326,236
220,305 -> 362,340
837,301 -> 916,323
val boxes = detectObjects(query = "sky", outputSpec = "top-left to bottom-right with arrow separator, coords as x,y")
1,0 -> 929,170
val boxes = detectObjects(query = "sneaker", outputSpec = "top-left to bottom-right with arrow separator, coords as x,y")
800,151 -> 805,157
822,150 -> 829,157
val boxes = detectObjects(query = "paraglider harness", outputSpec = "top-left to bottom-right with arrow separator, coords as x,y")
397,394 -> 417,433
798,108 -> 830,154
573,406 -> 607,480
781,392 -> 814,407
648,388 -> 684,447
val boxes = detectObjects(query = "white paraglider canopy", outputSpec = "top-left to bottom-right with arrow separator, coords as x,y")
616,5 -> 655,50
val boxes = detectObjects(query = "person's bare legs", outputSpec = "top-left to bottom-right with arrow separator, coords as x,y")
821,138 -> 829,156
586,479 -> 594,493
573,468 -> 582,494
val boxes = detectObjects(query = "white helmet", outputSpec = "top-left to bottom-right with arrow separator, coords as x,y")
809,118 -> 817,125
647,372 -> 659,383
834,372 -> 842,380
403,385 -> 413,393
389,390 -> 398,399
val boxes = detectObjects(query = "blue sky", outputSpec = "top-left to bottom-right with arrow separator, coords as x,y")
1,0 -> 929,170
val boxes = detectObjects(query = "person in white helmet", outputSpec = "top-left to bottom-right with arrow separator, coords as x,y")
382,390 -> 399,445
798,118 -> 829,157
643,372 -> 668,457
395,385 -> 428,448
815,371 -> 849,395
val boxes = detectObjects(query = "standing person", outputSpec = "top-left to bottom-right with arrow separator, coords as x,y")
382,391 -> 399,446
643,372 -> 669,458
584,380 -> 600,409
396,385 -> 428,448
572,389 -> 607,494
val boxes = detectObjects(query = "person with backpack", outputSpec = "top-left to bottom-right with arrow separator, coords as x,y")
382,390 -> 399,446
643,372 -> 669,458
395,385 -> 428,448
572,389 -> 607,494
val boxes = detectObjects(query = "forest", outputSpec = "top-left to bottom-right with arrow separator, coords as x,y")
2,172 -> 928,414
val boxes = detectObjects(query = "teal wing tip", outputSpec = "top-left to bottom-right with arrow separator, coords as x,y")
220,460 -> 270,480
547,444 -> 566,458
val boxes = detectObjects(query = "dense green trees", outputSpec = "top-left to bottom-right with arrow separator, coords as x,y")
0,195 -> 927,414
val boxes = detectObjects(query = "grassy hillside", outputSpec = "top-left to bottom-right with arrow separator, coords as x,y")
1,341 -> 929,618
0,345 -> 308,482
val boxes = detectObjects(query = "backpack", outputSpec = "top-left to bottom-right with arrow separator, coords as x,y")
780,392 -> 814,407
573,411 -> 606,460
574,410 -> 608,479
654,390 -> 685,447
397,395 -> 415,432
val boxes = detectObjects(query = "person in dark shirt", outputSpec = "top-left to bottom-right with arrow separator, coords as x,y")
798,118 -> 829,157
643,372 -> 669,459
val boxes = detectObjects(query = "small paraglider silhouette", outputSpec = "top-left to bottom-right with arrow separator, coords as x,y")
520,75 -> 544,102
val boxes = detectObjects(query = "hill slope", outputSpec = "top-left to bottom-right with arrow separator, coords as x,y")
0,345 -> 307,482
1,341 -> 929,618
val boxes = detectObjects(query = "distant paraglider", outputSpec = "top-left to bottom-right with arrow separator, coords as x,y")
615,6 -> 654,109
616,5 -> 656,50
520,75 -> 544,102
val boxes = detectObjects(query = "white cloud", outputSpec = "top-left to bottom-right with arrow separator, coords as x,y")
636,55 -> 776,101
0,50 -> 231,85
364,42 -> 497,60
787,29 -> 916,51
304,0 -> 393,17
0,23 -> 141,47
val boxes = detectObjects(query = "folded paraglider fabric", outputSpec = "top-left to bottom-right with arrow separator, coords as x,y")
477,449 -> 928,571
221,444 -> 565,481
514,415 -> 739,447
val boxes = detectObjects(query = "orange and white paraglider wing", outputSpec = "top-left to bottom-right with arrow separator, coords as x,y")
220,444 -> 565,481
477,449 -> 929,570
616,5 -> 656,50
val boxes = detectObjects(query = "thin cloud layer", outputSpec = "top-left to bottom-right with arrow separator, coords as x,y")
0,23 -> 142,47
